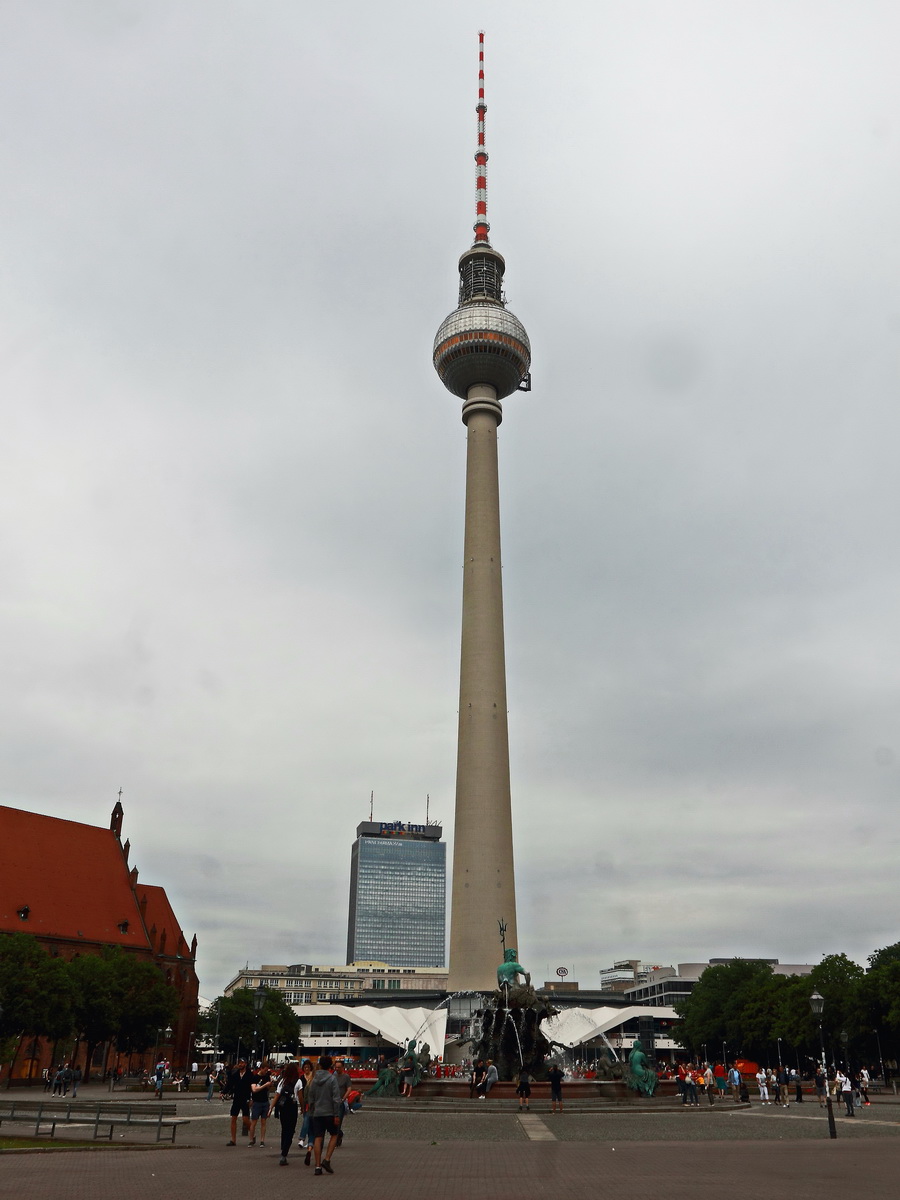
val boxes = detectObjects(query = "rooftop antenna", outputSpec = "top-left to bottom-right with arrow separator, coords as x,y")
369,791 -> 374,822
426,793 -> 430,824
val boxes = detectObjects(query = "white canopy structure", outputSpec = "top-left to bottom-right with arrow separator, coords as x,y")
294,1004 -> 448,1052
541,1006 -> 677,1058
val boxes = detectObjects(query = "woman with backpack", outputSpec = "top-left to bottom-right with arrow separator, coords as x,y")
274,1061 -> 302,1166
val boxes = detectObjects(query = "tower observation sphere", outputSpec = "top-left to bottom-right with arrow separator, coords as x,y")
435,32 -> 531,994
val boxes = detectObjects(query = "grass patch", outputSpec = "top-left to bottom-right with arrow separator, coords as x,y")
0,1136 -> 175,1152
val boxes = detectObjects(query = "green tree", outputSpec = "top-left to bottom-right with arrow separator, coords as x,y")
868,942 -> 900,972
113,953 -> 179,1058
0,933 -> 76,1082
202,988 -> 299,1060
675,959 -> 776,1060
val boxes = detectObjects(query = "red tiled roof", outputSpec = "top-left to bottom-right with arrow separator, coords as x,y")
0,805 -> 150,950
141,884 -> 190,959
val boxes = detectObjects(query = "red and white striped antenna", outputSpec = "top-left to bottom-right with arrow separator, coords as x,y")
473,31 -> 490,244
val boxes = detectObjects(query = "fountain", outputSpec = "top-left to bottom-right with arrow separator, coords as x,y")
465,946 -> 559,1080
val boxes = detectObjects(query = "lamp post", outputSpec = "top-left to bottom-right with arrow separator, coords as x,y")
776,1038 -> 783,1069
810,991 -> 837,1139
873,1028 -> 885,1085
252,985 -> 267,1066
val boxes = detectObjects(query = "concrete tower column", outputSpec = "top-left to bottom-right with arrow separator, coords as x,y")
449,383 -> 518,990
433,32 -> 531,995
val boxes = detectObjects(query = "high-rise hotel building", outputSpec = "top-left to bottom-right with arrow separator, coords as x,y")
346,821 -> 446,968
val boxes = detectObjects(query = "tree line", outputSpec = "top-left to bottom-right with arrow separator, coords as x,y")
674,943 -> 900,1072
0,931 -> 180,1082
197,989 -> 301,1060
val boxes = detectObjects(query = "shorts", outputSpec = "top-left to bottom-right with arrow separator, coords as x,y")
550,1088 -> 562,1101
311,1115 -> 340,1140
516,1083 -> 531,1097
230,1098 -> 250,1118
250,1100 -> 269,1120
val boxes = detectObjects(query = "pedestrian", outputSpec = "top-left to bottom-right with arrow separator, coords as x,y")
683,1065 -> 698,1106
274,1061 -> 303,1166
480,1060 -> 498,1099
206,1066 -> 218,1102
43,1067 -> 53,1093
836,1070 -> 854,1116
71,1065 -> 82,1098
298,1059 -> 314,1151
191,1060 -> 199,1078
547,1062 -> 564,1113
756,1067 -> 769,1105
305,1054 -> 342,1175
703,1063 -> 715,1105
470,1059 -> 486,1099
248,1062 -> 274,1146
224,1059 -> 255,1145
859,1066 -> 871,1106
516,1066 -> 532,1111
727,1063 -> 742,1103
333,1059 -> 352,1146
61,1063 -> 73,1095
792,1069 -> 803,1103
714,1062 -> 728,1101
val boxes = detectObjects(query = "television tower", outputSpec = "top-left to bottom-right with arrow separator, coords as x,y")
433,32 -> 532,992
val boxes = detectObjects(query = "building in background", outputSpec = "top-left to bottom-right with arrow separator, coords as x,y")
224,961 -> 448,1003
0,800 -> 199,1080
346,821 -> 446,968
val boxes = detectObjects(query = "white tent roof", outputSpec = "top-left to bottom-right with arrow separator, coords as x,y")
541,1005 -> 677,1050
293,1004 -> 447,1051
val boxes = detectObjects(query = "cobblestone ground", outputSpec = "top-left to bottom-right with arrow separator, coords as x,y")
3,1091 -> 899,1199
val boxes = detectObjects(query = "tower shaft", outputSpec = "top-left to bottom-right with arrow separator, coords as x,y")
448,383 -> 518,991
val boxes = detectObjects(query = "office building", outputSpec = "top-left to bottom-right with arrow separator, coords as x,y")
346,821 -> 446,968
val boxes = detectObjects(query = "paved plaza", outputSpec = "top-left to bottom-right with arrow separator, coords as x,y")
3,1087 -> 900,1199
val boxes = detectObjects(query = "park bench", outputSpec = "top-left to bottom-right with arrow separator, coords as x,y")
0,1100 -> 187,1142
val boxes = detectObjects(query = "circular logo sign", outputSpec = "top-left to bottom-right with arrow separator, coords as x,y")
556,967 -> 568,977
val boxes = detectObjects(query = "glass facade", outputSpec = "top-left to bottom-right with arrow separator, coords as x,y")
346,830 -> 446,968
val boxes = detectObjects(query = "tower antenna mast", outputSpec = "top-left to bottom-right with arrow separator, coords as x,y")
474,30 -> 490,245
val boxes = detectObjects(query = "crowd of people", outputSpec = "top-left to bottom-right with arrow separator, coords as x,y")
668,1059 -> 880,1112
215,1056 -> 362,1172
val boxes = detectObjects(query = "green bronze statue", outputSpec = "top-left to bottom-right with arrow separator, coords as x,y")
497,948 -> 531,989
625,1038 -> 658,1097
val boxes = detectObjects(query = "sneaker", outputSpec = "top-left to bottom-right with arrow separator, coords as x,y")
279,1157 -> 288,1166
322,1160 -> 334,1174
259,1142 -> 266,1147
315,1167 -> 323,1176
226,1141 -> 236,1146
248,1139 -> 256,1147
304,1150 -> 312,1167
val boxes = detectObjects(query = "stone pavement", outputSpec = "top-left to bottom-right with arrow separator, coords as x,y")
3,1089 -> 900,1199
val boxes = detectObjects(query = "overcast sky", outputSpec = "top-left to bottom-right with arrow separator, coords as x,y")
2,1 -> 899,996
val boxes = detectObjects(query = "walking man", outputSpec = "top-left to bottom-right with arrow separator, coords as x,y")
306,1055 -> 342,1175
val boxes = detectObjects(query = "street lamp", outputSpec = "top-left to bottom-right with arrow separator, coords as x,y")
873,1028 -> 885,1085
253,985 -> 267,1065
776,1038 -> 783,1069
809,991 -> 837,1139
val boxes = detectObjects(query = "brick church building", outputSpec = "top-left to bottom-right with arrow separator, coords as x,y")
0,799 -> 199,1082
